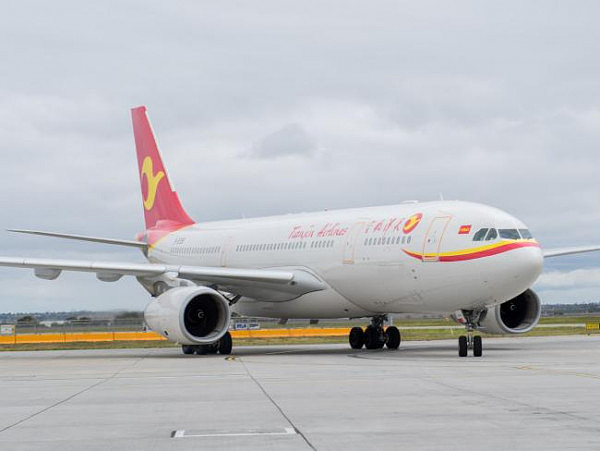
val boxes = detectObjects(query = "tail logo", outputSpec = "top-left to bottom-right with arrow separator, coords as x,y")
141,156 -> 165,211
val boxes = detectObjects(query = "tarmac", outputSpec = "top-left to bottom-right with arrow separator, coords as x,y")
1,335 -> 600,450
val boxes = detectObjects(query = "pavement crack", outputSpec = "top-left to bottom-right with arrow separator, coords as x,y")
425,376 -> 596,425
0,352 -> 149,434
238,357 -> 316,450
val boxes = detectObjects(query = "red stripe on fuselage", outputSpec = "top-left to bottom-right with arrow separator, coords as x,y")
403,241 -> 540,262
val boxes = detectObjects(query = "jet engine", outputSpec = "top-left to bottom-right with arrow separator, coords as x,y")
476,289 -> 541,334
144,286 -> 231,345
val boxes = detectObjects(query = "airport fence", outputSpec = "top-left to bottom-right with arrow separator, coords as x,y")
0,320 -> 353,345
1,320 -> 597,346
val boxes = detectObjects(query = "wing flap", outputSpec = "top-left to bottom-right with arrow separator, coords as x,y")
0,256 -> 324,301
0,257 -> 165,276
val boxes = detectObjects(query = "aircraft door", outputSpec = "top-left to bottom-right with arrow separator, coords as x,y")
220,236 -> 234,267
343,222 -> 366,264
422,216 -> 451,262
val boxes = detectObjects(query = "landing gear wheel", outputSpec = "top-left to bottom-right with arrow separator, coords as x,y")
349,327 -> 365,349
458,336 -> 467,357
195,345 -> 208,355
473,335 -> 482,357
385,326 -> 401,350
364,325 -> 385,349
218,331 -> 233,355
207,342 -> 219,354
364,326 -> 377,349
182,345 -> 195,355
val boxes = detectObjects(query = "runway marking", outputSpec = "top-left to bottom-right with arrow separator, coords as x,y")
171,427 -> 297,438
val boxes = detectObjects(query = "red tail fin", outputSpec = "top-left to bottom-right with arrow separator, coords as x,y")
131,106 -> 195,231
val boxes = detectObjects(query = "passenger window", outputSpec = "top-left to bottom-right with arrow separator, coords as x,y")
473,228 -> 488,241
499,229 -> 520,240
485,229 -> 497,241
407,236 -> 412,243
519,229 -> 533,239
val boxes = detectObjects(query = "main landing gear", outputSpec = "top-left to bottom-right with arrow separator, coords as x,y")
348,315 -> 401,350
181,331 -> 233,356
458,311 -> 482,357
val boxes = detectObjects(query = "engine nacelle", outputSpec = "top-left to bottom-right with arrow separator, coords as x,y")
477,289 -> 541,334
144,286 -> 231,345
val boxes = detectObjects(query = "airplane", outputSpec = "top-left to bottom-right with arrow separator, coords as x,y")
2,106 -> 599,357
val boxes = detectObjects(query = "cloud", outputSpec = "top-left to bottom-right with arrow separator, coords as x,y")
536,268 -> 600,290
1,1 -> 600,310
246,123 -> 317,159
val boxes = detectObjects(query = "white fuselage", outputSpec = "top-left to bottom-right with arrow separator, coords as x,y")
147,200 -> 544,319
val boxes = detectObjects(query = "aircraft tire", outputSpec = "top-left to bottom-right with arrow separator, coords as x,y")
182,345 -> 195,355
364,326 -> 385,349
195,345 -> 208,355
458,336 -> 468,357
364,326 -> 378,349
218,331 -> 233,355
207,342 -> 219,354
473,336 -> 483,357
385,326 -> 401,349
349,327 -> 365,349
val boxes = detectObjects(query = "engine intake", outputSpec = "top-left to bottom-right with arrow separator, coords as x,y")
477,289 -> 541,335
144,286 -> 231,345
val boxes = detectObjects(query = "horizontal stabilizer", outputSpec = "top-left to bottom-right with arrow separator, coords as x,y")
8,229 -> 147,250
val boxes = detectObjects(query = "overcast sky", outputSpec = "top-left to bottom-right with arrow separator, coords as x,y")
1,0 -> 600,312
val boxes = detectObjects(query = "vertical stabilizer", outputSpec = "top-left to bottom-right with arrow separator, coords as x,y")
131,106 -> 195,231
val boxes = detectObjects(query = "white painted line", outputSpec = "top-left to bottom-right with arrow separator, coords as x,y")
172,427 -> 297,438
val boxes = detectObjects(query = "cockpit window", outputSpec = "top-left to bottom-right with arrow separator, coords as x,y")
519,229 -> 533,239
499,229 -> 521,240
485,228 -> 498,240
473,228 -> 488,241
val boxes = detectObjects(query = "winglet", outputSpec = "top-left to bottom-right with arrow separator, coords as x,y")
131,106 -> 195,230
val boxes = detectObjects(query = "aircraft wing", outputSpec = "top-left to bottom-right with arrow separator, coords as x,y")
0,257 -> 325,301
7,229 -> 148,250
543,246 -> 600,258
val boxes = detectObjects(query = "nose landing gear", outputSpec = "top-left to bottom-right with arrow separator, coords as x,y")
348,315 -> 401,350
458,311 -> 483,357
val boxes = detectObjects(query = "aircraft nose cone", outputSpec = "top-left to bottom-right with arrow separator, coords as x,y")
513,245 -> 544,287
487,244 -> 543,302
